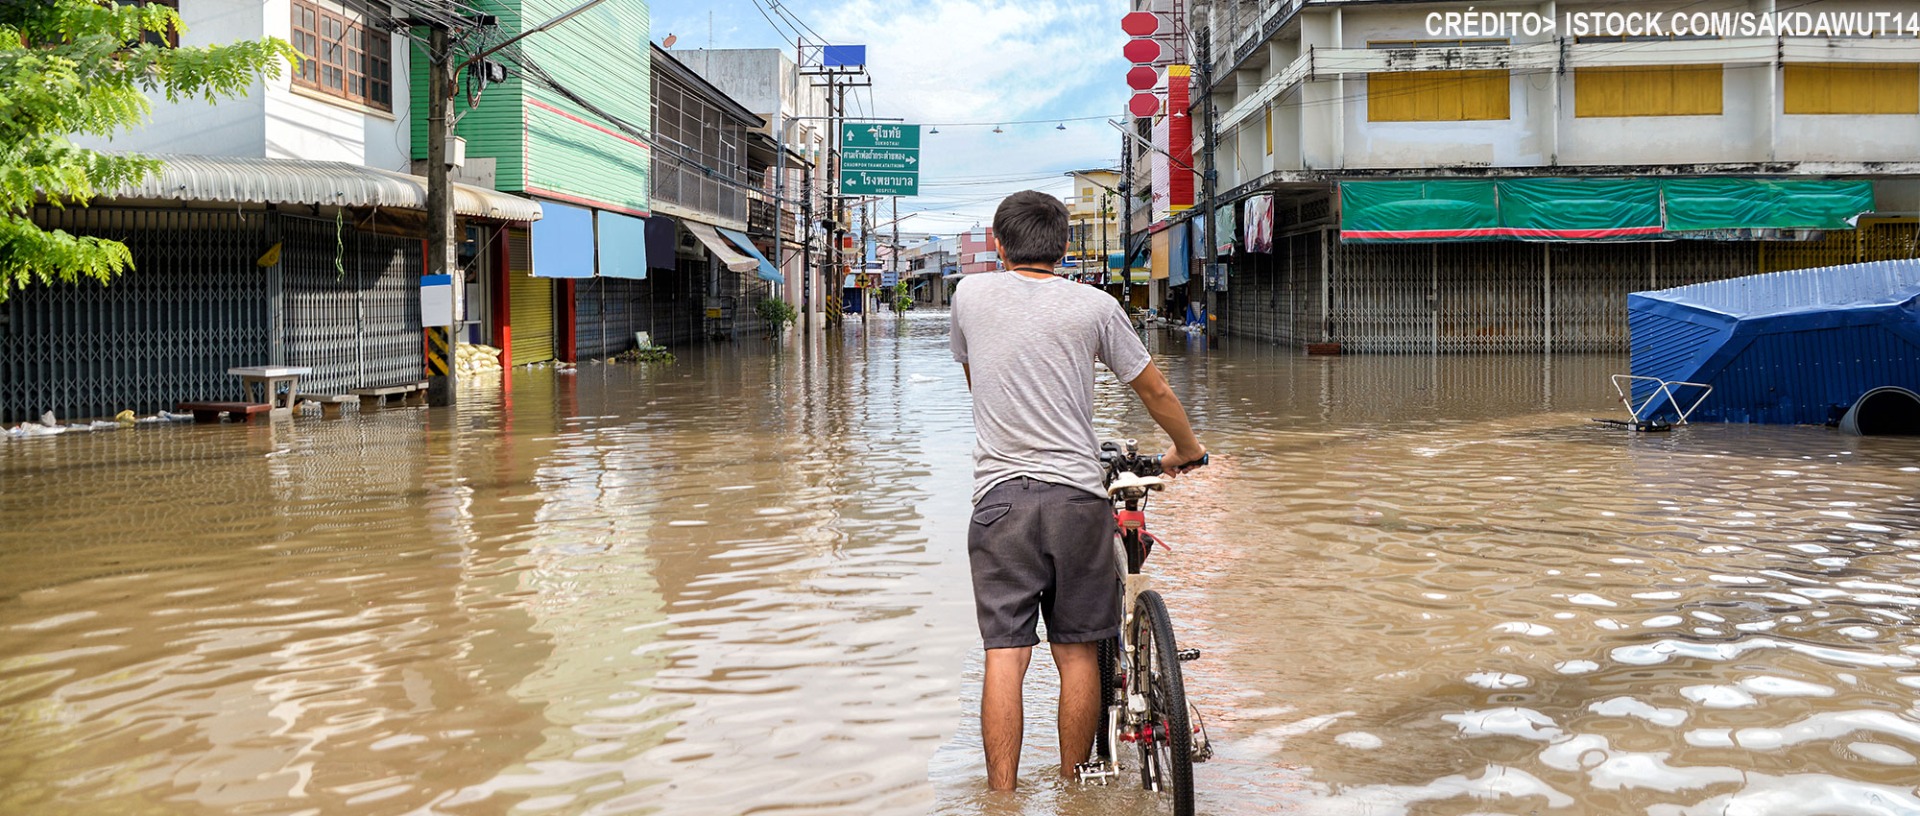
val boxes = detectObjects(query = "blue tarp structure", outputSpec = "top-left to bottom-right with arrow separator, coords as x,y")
596,211 -> 648,279
1628,260 -> 1920,424
531,201 -> 596,277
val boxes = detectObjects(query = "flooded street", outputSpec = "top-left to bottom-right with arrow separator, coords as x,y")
3,311 -> 1919,815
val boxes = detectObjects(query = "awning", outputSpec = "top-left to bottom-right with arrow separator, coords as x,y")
532,200 -> 595,278
685,221 -> 758,273
597,211 -> 649,280
1169,225 -> 1190,287
112,153 -> 544,222
1341,178 -> 1877,242
720,228 -> 783,285
645,216 -> 678,270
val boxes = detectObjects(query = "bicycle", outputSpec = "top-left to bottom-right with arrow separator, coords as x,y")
1076,438 -> 1212,815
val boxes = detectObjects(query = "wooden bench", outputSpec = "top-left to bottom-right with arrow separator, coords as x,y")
351,381 -> 429,411
178,401 -> 274,424
302,393 -> 356,419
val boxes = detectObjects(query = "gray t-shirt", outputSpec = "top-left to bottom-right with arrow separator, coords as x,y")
949,271 -> 1153,503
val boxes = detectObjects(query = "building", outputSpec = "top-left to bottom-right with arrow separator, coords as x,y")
958,227 -> 998,276
419,0 -> 656,365
901,235 -> 958,307
6,0 -> 540,422
1164,0 -> 1920,352
641,44 -> 781,347
677,48 -> 834,326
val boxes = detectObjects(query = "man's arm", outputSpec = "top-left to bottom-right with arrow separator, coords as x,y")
1126,363 -> 1205,473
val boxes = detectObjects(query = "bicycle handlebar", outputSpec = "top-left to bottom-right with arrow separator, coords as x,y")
1100,439 -> 1209,480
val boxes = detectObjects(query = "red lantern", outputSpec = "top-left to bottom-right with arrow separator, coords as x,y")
1123,38 -> 1161,64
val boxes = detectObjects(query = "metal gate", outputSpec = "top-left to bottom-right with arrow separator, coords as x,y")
277,215 -> 424,394
507,227 -> 554,365
575,277 -> 645,358
2,208 -> 271,422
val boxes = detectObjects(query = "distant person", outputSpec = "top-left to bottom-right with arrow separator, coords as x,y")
947,190 -> 1206,790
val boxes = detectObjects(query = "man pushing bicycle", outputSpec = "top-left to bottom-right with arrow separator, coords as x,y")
949,190 -> 1207,791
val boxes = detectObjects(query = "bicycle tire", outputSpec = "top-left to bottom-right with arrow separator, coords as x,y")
1130,590 -> 1193,816
1095,634 -> 1121,760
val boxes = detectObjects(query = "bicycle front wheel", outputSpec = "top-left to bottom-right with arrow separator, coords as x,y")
1130,589 -> 1193,816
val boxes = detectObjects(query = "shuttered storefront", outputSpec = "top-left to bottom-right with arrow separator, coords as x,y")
508,227 -> 554,365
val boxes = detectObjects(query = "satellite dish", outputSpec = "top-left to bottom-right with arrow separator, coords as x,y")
662,33 -> 677,48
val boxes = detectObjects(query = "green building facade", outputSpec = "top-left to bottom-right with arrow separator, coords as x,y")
411,0 -> 651,216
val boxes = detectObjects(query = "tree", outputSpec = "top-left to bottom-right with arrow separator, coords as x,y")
0,0 -> 298,301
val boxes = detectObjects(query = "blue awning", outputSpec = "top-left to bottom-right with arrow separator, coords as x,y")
719,228 -> 783,285
597,211 -> 648,279
531,200 -> 595,278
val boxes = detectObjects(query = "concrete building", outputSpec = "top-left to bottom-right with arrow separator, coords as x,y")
11,0 -> 539,422
1162,0 -> 1920,352
958,227 -> 999,276
678,48 -> 835,326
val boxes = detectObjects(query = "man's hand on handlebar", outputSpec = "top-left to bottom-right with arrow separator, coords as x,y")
1160,444 -> 1208,477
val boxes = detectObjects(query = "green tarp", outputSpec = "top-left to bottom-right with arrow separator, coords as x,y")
1662,178 -> 1876,232
1341,178 -> 1876,243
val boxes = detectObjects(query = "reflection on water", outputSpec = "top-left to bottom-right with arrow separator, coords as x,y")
2,313 -> 1917,815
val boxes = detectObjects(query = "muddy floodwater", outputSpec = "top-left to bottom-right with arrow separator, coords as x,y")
3,312 -> 1919,816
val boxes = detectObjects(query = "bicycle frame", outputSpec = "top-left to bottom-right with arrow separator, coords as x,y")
1078,439 -> 1210,794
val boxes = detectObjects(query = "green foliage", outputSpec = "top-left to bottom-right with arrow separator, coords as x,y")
614,346 -> 675,365
0,0 -> 299,300
891,279 -> 913,311
756,296 -> 797,330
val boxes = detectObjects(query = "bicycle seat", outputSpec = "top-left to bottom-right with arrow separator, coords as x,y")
1107,472 -> 1166,496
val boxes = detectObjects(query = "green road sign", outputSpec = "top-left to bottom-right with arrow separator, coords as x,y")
842,170 -> 919,196
842,123 -> 920,149
840,123 -> 920,196
843,147 -> 919,172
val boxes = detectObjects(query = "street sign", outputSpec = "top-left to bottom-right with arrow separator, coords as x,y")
841,123 -> 920,197
843,147 -> 918,172
843,169 -> 918,196
842,123 -> 920,149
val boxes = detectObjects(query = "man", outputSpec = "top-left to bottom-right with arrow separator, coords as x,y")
948,191 -> 1207,791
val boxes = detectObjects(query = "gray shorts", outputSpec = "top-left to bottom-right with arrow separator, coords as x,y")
967,477 -> 1120,650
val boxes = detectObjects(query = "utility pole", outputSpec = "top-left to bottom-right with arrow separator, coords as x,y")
891,195 -> 900,308
1120,127 -> 1134,319
424,24 -> 457,406
1198,34 -> 1220,349
1100,189 -> 1110,296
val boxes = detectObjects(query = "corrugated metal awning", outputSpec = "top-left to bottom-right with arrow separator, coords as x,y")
111,154 -> 543,222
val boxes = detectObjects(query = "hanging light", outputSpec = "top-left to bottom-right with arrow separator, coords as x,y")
929,126 -> 940,134
992,124 -> 1004,134
1056,122 -> 1067,130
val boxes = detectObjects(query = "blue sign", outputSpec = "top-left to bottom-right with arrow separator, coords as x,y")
823,45 -> 866,67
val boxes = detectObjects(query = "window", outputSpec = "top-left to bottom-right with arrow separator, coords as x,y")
1365,40 -> 1511,123
1368,70 -> 1511,121
1576,65 -> 1723,117
290,0 -> 392,111
1784,63 -> 1919,115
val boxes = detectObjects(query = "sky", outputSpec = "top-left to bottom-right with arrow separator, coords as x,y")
650,0 -> 1135,236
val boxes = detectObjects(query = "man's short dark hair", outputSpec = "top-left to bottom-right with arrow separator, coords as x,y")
993,191 -> 1069,268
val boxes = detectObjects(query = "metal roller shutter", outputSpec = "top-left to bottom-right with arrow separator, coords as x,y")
508,227 -> 554,365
